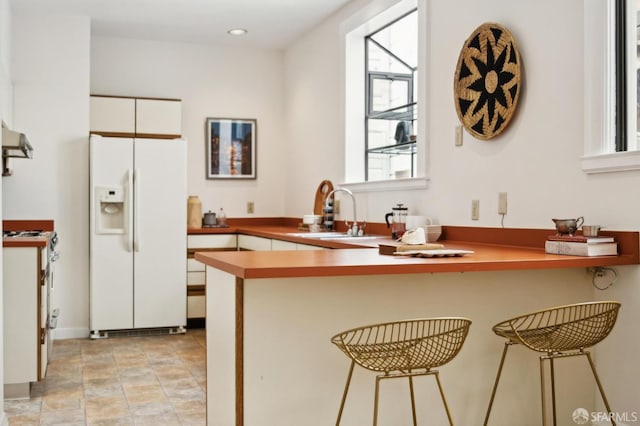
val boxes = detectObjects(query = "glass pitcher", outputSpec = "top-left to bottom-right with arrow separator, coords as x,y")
384,204 -> 408,239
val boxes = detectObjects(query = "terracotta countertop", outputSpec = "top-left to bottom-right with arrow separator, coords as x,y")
3,220 -> 54,248
194,222 -> 640,279
195,243 -> 638,279
2,236 -> 49,248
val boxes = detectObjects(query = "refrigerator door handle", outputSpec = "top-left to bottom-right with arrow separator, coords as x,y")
134,168 -> 141,252
126,168 -> 134,252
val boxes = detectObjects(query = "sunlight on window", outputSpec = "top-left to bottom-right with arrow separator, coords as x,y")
365,10 -> 418,181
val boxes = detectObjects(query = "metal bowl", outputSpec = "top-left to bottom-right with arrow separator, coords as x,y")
582,225 -> 601,237
552,217 -> 584,236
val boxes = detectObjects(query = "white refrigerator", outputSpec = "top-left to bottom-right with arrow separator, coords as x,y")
89,135 -> 186,336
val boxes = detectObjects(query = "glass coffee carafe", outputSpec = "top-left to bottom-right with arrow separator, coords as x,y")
384,204 -> 408,240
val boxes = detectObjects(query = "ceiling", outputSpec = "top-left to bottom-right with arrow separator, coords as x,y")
10,0 -> 353,49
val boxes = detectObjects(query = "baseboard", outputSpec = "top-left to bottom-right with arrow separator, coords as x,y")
52,323 -> 203,340
52,327 -> 90,340
187,318 -> 205,329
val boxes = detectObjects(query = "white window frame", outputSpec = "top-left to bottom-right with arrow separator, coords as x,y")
340,0 -> 428,192
582,0 -> 640,173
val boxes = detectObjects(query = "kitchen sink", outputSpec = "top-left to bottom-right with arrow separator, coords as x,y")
318,235 -> 378,240
287,232 -> 379,241
288,232 -> 347,238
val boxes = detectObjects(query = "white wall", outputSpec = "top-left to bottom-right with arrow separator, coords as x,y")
0,0 -> 10,124
4,14 -> 91,338
283,0 -> 640,416
285,0 -> 640,227
90,37 -> 286,217
0,0 -> 9,416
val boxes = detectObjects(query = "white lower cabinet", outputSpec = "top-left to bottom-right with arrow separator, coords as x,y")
3,246 -> 49,398
237,235 -> 272,251
295,243 -> 327,250
187,234 -> 238,325
240,235 -> 327,251
188,232 -> 326,326
270,239 -> 298,250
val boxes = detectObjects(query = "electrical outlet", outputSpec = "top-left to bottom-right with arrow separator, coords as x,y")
498,192 -> 507,215
247,201 -> 254,214
334,200 -> 340,214
455,125 -> 463,146
471,199 -> 480,220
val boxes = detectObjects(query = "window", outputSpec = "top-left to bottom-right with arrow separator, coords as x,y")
629,0 -> 640,149
582,0 -> 640,173
342,0 -> 425,189
614,0 -> 632,152
365,10 -> 417,181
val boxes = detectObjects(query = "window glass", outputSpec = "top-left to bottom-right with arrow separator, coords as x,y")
581,0 -> 640,173
617,0 -> 638,151
369,74 -> 411,114
629,0 -> 640,139
370,12 -> 418,71
365,9 -> 418,181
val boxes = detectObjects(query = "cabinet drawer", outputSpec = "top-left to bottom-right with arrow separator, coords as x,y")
296,243 -> 326,251
238,235 -> 271,251
187,295 -> 206,319
187,271 -> 205,286
188,234 -> 237,249
187,258 -> 205,272
271,239 -> 298,251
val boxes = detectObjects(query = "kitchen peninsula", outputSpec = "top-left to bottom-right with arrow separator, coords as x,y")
195,225 -> 639,425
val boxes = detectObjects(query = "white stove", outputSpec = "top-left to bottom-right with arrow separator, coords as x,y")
2,222 -> 59,397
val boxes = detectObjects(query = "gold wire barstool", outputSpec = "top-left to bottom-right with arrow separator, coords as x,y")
331,317 -> 471,425
483,301 -> 621,426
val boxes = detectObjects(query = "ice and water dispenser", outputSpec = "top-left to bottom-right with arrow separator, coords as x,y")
95,186 -> 125,234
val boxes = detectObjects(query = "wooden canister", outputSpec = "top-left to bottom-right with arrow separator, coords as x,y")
187,195 -> 202,228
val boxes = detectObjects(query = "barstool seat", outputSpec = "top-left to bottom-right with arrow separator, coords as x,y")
484,301 -> 621,425
331,317 -> 471,425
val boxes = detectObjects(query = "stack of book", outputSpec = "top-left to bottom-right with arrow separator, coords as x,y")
544,234 -> 618,257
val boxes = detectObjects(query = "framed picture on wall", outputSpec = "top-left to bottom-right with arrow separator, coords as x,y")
206,117 -> 257,179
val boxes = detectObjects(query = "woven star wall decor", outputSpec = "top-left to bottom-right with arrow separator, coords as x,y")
454,23 -> 522,140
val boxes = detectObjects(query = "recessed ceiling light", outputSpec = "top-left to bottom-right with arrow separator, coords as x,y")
227,28 -> 248,36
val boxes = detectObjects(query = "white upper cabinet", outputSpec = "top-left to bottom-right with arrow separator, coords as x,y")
90,96 -> 135,134
136,98 -> 182,136
90,95 -> 182,137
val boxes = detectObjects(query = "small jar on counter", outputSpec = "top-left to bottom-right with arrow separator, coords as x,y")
217,208 -> 227,226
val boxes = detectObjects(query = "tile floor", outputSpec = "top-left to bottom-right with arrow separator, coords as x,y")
4,329 -> 206,425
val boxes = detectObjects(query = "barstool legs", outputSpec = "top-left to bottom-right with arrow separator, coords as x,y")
408,375 -> 417,426
487,347 -> 616,426
539,355 -> 559,425
336,360 -> 355,425
375,371 -> 453,426
585,351 -> 616,426
484,341 -> 512,425
550,358 -> 557,425
375,375 -> 419,426
433,371 -> 454,425
374,375 -> 381,426
340,368 -> 455,425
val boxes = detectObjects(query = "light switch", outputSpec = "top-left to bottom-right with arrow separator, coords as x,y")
455,125 -> 463,146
